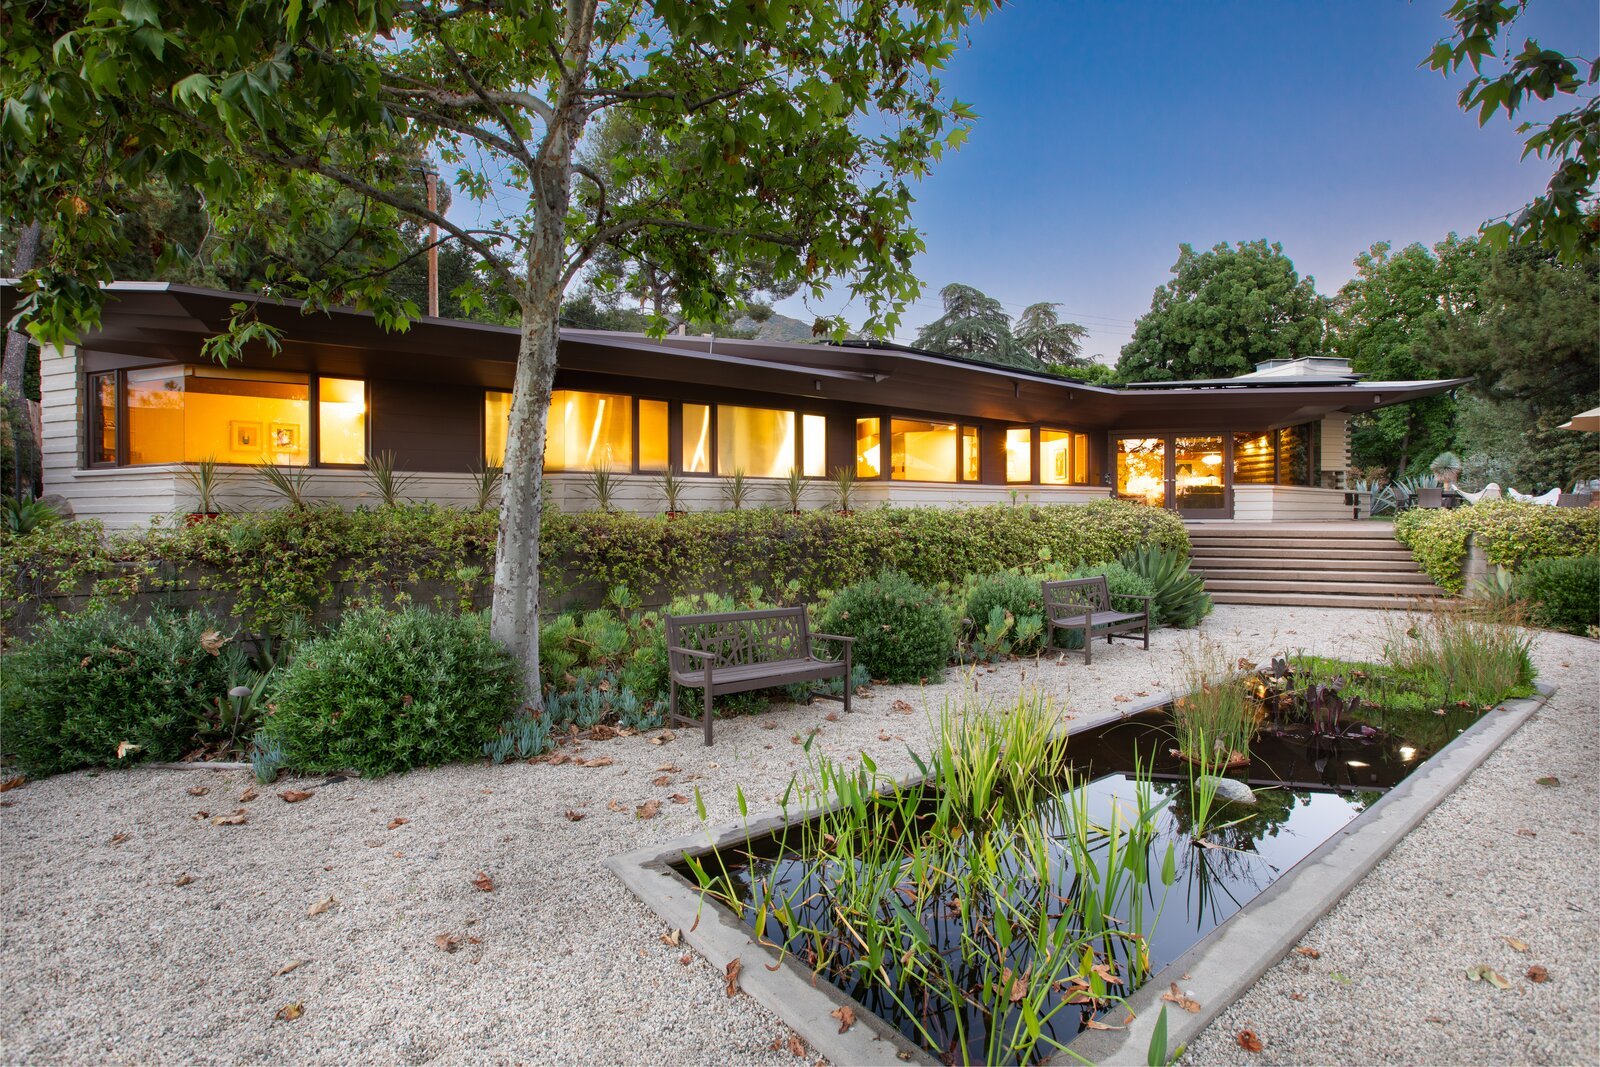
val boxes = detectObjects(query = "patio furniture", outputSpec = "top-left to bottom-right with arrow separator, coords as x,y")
1042,576 -> 1152,665
1557,492 -> 1593,508
1415,486 -> 1445,508
665,606 -> 853,745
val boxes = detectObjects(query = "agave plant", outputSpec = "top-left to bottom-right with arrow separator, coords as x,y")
363,450 -> 417,507
1,493 -> 61,535
1119,543 -> 1213,628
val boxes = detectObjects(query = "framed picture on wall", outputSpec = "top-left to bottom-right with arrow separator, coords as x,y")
1054,452 -> 1067,479
231,421 -> 262,451
270,423 -> 301,452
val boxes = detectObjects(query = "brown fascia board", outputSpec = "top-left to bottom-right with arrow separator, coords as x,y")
56,281 -> 1467,430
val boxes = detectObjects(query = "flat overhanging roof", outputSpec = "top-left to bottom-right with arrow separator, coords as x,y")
7,281 -> 1472,432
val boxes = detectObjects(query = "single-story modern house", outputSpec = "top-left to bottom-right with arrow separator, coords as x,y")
25,282 -> 1467,528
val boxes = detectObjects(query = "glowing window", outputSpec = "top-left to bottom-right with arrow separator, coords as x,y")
802,414 -> 827,477
1039,429 -> 1088,485
318,378 -> 366,465
855,418 -> 881,478
1116,437 -> 1166,506
1232,431 -> 1274,484
485,391 -> 512,466
682,403 -> 712,473
89,373 -> 117,464
126,365 -> 310,466
549,390 -> 631,471
890,419 -> 959,482
716,405 -> 793,478
639,399 -> 669,472
1004,427 -> 1032,483
961,426 -> 979,482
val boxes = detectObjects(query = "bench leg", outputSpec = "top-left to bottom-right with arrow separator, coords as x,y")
669,678 -> 679,723
703,690 -> 714,746
1082,626 -> 1092,666
843,645 -> 853,714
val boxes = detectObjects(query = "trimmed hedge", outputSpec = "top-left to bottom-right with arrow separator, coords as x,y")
2,498 -> 1187,633
1515,555 -> 1599,635
1395,501 -> 1600,593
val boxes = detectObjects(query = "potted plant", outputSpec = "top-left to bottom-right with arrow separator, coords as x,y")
179,457 -> 228,523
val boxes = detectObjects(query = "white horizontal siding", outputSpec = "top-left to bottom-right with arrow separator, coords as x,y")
1232,485 -> 1359,522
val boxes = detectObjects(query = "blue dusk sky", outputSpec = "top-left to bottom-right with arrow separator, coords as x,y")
765,0 -> 1598,361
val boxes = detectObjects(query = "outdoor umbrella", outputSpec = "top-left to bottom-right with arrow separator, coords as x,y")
1557,407 -> 1600,431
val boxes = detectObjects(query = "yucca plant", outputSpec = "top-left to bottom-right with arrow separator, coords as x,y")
583,463 -> 619,512
1429,450 -> 1463,489
1119,543 -> 1213,628
178,456 -> 229,515
470,463 -> 504,511
256,464 -> 314,508
656,465 -> 687,515
721,467 -> 748,511
363,449 -> 416,507
829,465 -> 856,513
781,466 -> 807,513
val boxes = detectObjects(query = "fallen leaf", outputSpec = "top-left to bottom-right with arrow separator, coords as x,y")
174,873 -> 194,887
435,933 -> 461,953
1237,1029 -> 1264,1053
210,810 -> 247,826
275,1002 -> 304,1022
1288,992 -> 1306,1002
1465,964 -> 1509,989
679,952 -> 692,966
186,785 -> 209,797
1113,694 -> 1131,703
668,793 -> 691,804
578,756 -> 614,768
192,810 -> 209,820
1294,946 -> 1322,959
637,799 -> 662,819
108,832 -> 130,845
787,1033 -> 805,1057
891,699 -> 915,715
387,817 -> 409,829
1526,964 -> 1549,984
823,713 -> 839,722
1081,1019 -> 1123,1031
648,730 -> 676,745
660,928 -> 682,947
1009,970 -> 1029,1002
546,753 -> 572,766
1515,828 -> 1537,838
1502,936 -> 1529,953
238,787 -> 259,803
607,799 -> 627,813
655,763 -> 680,773
563,809 -> 586,821
471,871 -> 495,893
306,896 -> 336,917
0,775 -> 26,792
273,959 -> 305,977
279,789 -> 313,803
1161,982 -> 1201,1013
830,1004 -> 855,1032
724,957 -> 742,997
651,774 -> 673,787
467,936 -> 482,945
1534,776 -> 1561,787
199,629 -> 230,655
115,741 -> 140,760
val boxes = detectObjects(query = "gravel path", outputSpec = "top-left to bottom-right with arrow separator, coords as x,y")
0,605 -> 1594,1065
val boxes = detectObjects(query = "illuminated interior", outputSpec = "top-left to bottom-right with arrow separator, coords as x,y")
802,414 -> 826,477
855,417 -> 881,477
718,405 -> 795,478
90,373 -> 116,464
1039,429 -> 1089,485
317,377 -> 367,465
890,419 -> 959,482
682,403 -> 712,473
1116,437 -> 1166,506
962,426 -> 979,481
1173,435 -> 1225,510
1004,427 -> 1032,482
126,365 -> 311,466
484,391 -> 513,466
1232,431 -> 1275,483
550,390 -> 631,471
639,399 -> 669,472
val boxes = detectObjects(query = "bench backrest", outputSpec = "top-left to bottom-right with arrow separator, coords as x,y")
664,606 -> 811,674
1042,575 -> 1110,617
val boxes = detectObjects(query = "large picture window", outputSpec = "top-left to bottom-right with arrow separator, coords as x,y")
88,372 -> 117,465
856,418 -> 882,478
718,405 -> 795,478
682,403 -> 712,473
318,377 -> 367,466
1005,427 -> 1033,483
890,419 -> 959,482
1039,429 -> 1089,485
125,365 -> 311,466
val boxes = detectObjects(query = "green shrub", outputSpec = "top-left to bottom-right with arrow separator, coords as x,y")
1119,543 -> 1213,628
960,572 -> 1048,657
1395,501 -> 1600,593
1515,555 -> 1600,634
1,608 -> 236,776
818,571 -> 955,683
265,607 -> 521,777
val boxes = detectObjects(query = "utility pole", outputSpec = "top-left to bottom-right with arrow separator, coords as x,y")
423,170 -> 440,318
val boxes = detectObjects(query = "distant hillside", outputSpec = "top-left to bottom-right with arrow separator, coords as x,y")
725,310 -> 820,343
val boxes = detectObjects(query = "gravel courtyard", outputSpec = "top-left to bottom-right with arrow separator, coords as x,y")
1,605 -> 1595,1065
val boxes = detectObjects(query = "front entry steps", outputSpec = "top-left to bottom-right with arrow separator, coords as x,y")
1187,522 -> 1448,609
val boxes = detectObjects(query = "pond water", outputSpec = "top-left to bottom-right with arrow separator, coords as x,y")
676,698 -> 1489,1064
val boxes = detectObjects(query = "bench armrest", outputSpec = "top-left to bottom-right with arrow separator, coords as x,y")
667,645 -> 716,661
809,632 -> 855,646
1048,602 -> 1093,621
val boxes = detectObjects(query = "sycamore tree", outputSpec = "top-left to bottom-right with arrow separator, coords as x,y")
2,0 -> 990,696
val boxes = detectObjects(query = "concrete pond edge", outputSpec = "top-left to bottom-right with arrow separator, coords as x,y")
604,684 -> 1553,1066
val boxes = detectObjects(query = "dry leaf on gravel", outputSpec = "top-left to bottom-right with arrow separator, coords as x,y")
1465,964 -> 1510,989
1161,982 -> 1200,1013
607,799 -> 627,813
108,832 -> 130,845
647,730 -> 675,745
186,785 -> 209,797
563,809 -> 586,821
651,774 -> 673,786
0,775 -> 26,792
306,896 -> 336,917
387,818 -> 409,829
1502,936 -> 1529,952
1526,964 -> 1549,983
1237,1029 -> 1264,1053
210,811 -> 248,826
576,756 -> 614,768
471,871 -> 495,892
637,799 -> 662,819
679,952 -> 692,966
435,933 -> 461,953
669,793 -> 691,804
1288,992 -> 1306,1002
787,1033 -> 805,1057
115,741 -> 140,759
273,960 -> 305,977
724,958 -> 742,997
275,1002 -> 303,1022
238,787 -> 259,803
1534,776 -> 1561,786
891,699 -> 915,715
830,1004 -> 855,1032
1113,694 -> 1131,703
655,763 -> 680,773
174,873 -> 194,887
1294,946 -> 1322,959
279,789 -> 313,803
660,928 -> 681,947
823,712 -> 839,722
1515,828 -> 1537,838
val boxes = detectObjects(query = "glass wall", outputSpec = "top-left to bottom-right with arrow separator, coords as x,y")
88,372 -> 116,465
682,403 -> 712,473
1116,437 -> 1166,506
718,405 -> 795,477
962,426 -> 979,481
1277,423 -> 1313,485
1004,427 -> 1032,482
1232,431 -> 1274,484
317,378 -> 367,465
890,419 -> 959,482
638,399 -> 670,472
855,417 -> 881,478
1172,435 -> 1225,510
1039,429 -> 1089,485
802,413 -> 826,477
125,365 -> 312,466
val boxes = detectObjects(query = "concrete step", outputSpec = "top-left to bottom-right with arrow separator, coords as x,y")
1188,536 -> 1409,552
1199,571 -> 1440,589
1186,524 -> 1401,539
1188,555 -> 1422,573
1190,545 -> 1414,562
1203,577 -> 1446,597
1209,591 -> 1441,609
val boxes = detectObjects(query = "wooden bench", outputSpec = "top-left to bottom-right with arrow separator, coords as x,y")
1042,576 -> 1152,665
665,606 -> 854,745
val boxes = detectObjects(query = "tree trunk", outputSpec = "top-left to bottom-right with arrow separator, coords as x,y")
1,220 -> 41,398
3,219 -> 43,496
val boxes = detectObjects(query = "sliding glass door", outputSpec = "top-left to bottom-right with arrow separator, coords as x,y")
1115,434 -> 1232,517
